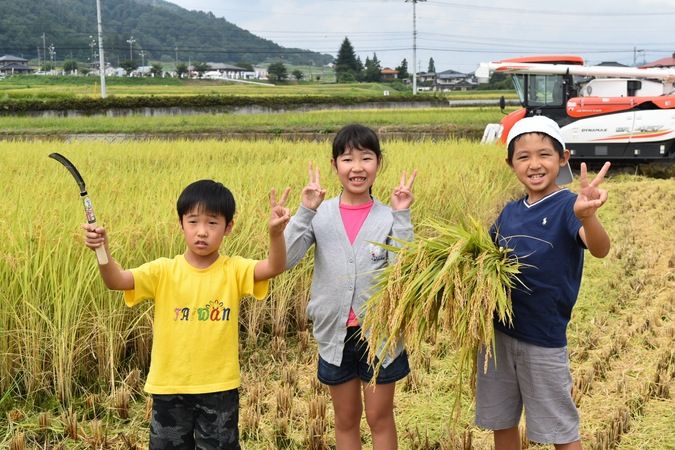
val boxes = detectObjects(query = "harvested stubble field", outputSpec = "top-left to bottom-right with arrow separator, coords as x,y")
0,139 -> 672,449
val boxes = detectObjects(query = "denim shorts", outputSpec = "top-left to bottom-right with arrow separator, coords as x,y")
317,326 -> 410,385
475,330 -> 580,445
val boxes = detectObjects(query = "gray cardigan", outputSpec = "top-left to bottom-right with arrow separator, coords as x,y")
285,196 -> 413,367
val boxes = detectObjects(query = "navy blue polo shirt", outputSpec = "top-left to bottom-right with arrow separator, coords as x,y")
491,189 -> 585,348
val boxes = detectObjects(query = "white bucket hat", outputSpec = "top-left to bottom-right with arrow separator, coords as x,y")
506,116 -> 573,185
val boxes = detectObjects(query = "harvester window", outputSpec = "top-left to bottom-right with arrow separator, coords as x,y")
526,75 -> 565,107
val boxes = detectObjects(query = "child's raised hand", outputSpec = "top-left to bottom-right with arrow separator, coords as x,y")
82,223 -> 108,251
269,187 -> 291,236
301,161 -> 326,211
391,170 -> 417,211
574,162 -> 610,220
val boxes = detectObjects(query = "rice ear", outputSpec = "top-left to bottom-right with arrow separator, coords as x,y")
362,217 -> 522,418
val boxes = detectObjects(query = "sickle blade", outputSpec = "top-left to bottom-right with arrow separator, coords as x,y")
49,152 -> 87,194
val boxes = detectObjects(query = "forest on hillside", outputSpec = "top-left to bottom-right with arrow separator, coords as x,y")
0,0 -> 333,66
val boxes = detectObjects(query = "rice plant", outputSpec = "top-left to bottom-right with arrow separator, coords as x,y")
362,217 -> 523,415
0,137 -> 518,447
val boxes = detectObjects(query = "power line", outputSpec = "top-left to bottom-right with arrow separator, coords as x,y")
425,0 -> 675,16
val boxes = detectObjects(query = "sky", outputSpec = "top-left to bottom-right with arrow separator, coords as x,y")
166,0 -> 675,74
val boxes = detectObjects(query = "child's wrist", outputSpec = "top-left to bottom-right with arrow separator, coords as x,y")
578,213 -> 597,223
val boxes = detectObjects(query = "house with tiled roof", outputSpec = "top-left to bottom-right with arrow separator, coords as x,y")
434,69 -> 477,91
0,55 -> 33,75
380,67 -> 399,81
641,52 -> 675,68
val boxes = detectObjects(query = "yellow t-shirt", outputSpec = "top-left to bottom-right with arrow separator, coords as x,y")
124,254 -> 269,394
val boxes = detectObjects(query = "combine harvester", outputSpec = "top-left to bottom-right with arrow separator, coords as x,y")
476,55 -> 675,170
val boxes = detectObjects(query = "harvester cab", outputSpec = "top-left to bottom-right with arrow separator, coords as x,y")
476,55 -> 675,168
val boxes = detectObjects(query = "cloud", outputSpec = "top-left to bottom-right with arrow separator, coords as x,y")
166,0 -> 675,72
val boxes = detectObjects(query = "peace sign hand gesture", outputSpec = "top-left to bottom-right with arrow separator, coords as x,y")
391,170 -> 417,211
574,162 -> 610,220
268,187 -> 291,236
301,161 -> 326,211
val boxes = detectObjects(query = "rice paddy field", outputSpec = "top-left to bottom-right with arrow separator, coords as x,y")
0,133 -> 673,449
0,76 -> 515,100
0,107 -> 505,137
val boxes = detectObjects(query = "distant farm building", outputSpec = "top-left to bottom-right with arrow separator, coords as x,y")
204,63 -> 256,79
414,69 -> 477,91
381,67 -> 399,81
0,55 -> 33,75
641,51 -> 675,68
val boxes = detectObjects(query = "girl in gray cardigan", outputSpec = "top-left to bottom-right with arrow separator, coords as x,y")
285,124 -> 416,449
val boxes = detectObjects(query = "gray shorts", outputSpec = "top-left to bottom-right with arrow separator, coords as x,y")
475,330 -> 580,445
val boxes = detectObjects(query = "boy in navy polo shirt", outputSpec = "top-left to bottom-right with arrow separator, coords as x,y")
475,116 -> 611,450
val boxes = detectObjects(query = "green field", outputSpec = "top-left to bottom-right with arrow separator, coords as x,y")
0,107 -> 508,136
1,137 -> 672,449
0,75 -> 516,100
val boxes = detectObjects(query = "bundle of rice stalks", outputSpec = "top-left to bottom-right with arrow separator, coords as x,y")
362,217 -> 523,411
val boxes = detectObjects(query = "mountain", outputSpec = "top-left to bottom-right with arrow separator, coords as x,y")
0,0 -> 333,66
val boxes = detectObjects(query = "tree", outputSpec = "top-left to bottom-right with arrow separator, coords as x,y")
120,60 -> 138,73
193,62 -> 210,78
150,63 -> 163,77
267,62 -> 288,81
292,69 -> 304,81
395,58 -> 409,79
355,56 -> 365,81
364,52 -> 382,82
335,37 -> 360,83
176,63 -> 188,78
427,57 -> 436,73
63,60 -> 78,74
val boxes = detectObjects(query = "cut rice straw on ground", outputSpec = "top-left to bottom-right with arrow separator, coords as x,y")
362,217 -> 523,415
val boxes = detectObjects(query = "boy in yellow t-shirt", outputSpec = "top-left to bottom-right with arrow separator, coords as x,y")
83,179 -> 290,450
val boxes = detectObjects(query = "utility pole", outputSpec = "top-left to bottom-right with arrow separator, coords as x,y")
96,0 -> 107,98
126,36 -> 136,61
48,44 -> 55,66
89,35 -> 97,64
405,0 -> 426,95
42,33 -> 46,69
139,49 -> 145,67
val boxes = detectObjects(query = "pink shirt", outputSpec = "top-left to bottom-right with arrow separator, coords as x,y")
340,200 -> 374,327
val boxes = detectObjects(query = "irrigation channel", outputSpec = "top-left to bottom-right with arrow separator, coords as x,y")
8,99 -> 521,119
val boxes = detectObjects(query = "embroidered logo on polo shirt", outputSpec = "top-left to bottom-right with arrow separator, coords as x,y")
542,217 -> 548,226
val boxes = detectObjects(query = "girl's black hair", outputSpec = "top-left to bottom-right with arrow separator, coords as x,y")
176,179 -> 236,224
332,124 -> 382,160
507,132 -> 564,163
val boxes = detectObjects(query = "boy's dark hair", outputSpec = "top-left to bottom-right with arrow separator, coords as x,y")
332,124 -> 382,161
176,180 -> 236,224
507,132 -> 564,163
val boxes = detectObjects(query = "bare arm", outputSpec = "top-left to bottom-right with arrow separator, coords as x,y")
574,162 -> 611,258
255,188 -> 291,281
83,224 -> 135,290
579,215 -> 610,258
